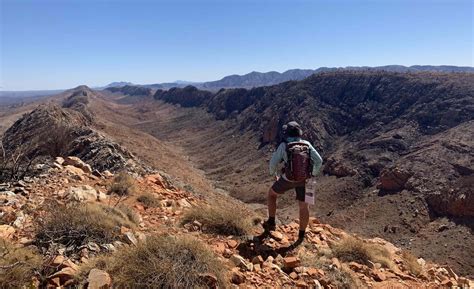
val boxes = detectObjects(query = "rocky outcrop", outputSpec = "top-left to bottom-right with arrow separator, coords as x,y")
154,86 -> 212,107
1,103 -> 150,176
377,167 -> 411,192
105,85 -> 152,97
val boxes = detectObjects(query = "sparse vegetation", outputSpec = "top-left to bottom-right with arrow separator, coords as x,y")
401,250 -> 422,276
137,192 -> 160,207
182,203 -> 254,236
299,251 -> 362,289
0,239 -> 42,288
35,203 -> 136,251
331,236 -> 395,270
116,204 -> 141,225
81,235 -> 228,288
108,172 -> 137,196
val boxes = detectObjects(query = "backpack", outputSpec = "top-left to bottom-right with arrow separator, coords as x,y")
284,141 -> 312,182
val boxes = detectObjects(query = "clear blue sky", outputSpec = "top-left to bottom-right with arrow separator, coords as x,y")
1,0 -> 472,90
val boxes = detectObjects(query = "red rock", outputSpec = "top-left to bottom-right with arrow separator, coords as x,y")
51,255 -> 65,267
348,261 -> 364,272
87,269 -> 112,289
296,280 -> 308,288
270,231 -> 284,241
227,239 -> 238,248
49,277 -> 61,287
213,242 -> 226,254
49,267 -> 77,283
377,167 -> 411,191
283,256 -> 300,269
307,268 -> 321,277
289,272 -> 298,279
373,270 -> 386,282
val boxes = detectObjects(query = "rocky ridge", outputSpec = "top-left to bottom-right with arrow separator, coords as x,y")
1,155 -> 472,288
1,87 -> 151,181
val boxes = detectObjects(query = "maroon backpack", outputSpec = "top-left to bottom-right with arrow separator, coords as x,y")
284,141 -> 312,182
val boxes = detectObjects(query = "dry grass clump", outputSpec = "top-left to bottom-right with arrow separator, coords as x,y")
35,203 -> 136,250
400,250 -> 422,276
137,192 -> 160,207
108,172 -> 137,196
0,239 -> 42,288
331,236 -> 395,270
181,203 -> 254,236
299,250 -> 362,289
115,204 -> 141,225
84,235 -> 227,288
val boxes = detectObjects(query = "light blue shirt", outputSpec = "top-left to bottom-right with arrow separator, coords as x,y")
269,137 -> 323,177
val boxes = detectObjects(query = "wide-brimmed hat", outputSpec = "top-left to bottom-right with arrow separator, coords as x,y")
282,121 -> 303,136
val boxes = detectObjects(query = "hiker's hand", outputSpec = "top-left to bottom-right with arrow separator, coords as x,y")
275,175 -> 279,181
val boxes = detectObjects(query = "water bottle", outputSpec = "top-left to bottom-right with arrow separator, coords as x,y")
305,178 -> 316,205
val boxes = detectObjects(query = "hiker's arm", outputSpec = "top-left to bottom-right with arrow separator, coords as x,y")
309,145 -> 323,176
269,143 -> 285,176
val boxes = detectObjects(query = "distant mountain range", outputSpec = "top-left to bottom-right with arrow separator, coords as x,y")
112,65 -> 474,90
2,65 -> 473,99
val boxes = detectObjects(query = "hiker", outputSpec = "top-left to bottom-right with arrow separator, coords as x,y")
264,121 -> 323,241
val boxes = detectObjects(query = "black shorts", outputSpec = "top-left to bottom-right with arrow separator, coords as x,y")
271,177 -> 306,202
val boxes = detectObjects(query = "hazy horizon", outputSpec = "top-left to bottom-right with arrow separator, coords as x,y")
1,0 -> 473,90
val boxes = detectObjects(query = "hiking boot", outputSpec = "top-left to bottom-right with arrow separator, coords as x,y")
262,220 -> 276,232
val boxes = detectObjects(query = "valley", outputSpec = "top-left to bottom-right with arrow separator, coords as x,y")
91,71 -> 474,277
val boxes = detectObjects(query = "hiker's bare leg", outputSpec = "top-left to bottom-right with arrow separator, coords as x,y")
298,201 -> 309,232
268,188 -> 278,218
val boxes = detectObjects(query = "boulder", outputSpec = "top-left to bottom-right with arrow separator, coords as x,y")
377,167 -> 411,191
87,269 -> 112,289
66,185 -> 104,202
63,156 -> 92,174
283,256 -> 300,269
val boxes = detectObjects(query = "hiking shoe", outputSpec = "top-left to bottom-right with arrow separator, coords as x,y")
262,220 -> 276,231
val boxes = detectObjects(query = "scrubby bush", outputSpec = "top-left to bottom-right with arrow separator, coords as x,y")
137,192 -> 160,207
81,235 -> 228,288
108,172 -> 137,196
0,239 -> 42,288
35,203 -> 136,251
182,203 -> 254,236
331,236 -> 395,270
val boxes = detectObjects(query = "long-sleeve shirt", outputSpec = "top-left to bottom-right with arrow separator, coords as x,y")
269,137 -> 323,178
